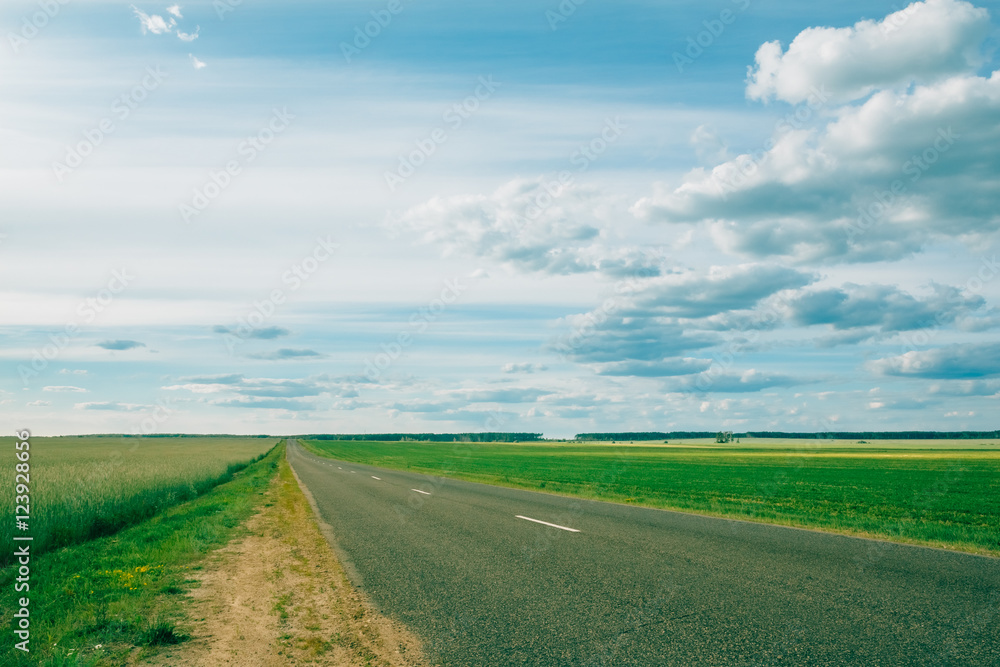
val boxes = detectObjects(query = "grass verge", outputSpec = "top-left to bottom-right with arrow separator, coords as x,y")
0,441 -> 283,666
299,439 -> 1000,558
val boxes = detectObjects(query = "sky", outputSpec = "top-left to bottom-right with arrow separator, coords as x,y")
1,0 -> 999,437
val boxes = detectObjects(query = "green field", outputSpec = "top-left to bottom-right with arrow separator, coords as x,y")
301,438 -> 1000,556
1,441 -> 283,666
1,436 -> 276,564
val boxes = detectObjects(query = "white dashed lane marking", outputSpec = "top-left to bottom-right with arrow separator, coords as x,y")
515,515 -> 580,533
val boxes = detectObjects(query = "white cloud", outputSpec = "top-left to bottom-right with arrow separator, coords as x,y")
547,262 -> 811,376
394,177 -> 667,278
502,362 -> 548,374
787,283 -> 986,332
690,124 -> 729,164
177,27 -> 200,42
670,368 -> 812,394
622,264 -> 814,318
164,374 -> 354,405
166,4 -> 183,18
746,0 -> 991,104
867,343 -> 1000,378
929,379 -> 1000,396
635,70 -> 1000,263
26,400 -> 51,407
42,386 -> 87,393
189,54 -> 207,70
131,5 -> 174,35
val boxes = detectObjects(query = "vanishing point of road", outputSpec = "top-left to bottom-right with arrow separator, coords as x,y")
287,440 -> 1000,666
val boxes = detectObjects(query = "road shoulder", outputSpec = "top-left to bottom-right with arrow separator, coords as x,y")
141,456 -> 428,666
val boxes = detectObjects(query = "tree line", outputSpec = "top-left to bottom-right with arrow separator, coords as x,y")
575,431 -> 999,441
306,433 -> 543,442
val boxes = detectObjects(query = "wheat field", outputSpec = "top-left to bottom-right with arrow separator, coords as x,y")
2,435 -> 276,564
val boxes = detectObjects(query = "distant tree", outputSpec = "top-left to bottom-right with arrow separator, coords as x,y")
715,431 -> 733,443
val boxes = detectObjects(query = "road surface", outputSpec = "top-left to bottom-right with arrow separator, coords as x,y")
286,440 -> 1000,666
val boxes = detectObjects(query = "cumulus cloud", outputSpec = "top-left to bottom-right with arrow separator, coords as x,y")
868,342 -> 1000,378
746,0 -> 991,104
787,283 -> 985,332
670,369 -> 811,393
163,374 -> 358,412
189,54 -> 207,69
625,264 -> 813,318
812,328 -> 884,348
166,374 -> 351,401
166,4 -> 182,18
634,1 -> 1000,267
553,316 -> 719,365
131,5 -> 175,35
96,339 -> 146,351
554,264 -> 991,388
548,263 -> 810,377
394,177 -> 667,278
178,28 -> 200,42
635,69 -> 1000,263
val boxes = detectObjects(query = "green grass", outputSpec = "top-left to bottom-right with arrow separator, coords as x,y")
1,436 -> 276,565
0,441 -> 284,667
300,438 -> 1000,556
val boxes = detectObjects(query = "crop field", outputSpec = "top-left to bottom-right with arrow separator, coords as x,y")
1,436 -> 276,564
1,441 -> 283,666
301,438 -> 1000,556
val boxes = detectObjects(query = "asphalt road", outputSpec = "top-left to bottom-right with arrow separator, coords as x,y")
286,440 -> 1000,666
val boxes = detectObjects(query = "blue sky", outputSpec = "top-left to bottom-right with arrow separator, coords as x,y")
2,0 -> 999,436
